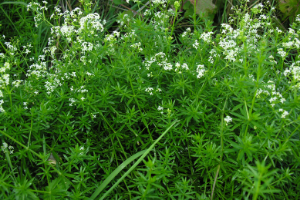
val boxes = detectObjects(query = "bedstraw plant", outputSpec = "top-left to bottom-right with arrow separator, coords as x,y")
0,0 -> 299,199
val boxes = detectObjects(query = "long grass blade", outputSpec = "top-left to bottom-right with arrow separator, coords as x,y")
90,119 -> 179,199
0,1 -> 27,6
90,149 -> 146,199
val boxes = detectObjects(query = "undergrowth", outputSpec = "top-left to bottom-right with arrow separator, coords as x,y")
0,0 -> 300,199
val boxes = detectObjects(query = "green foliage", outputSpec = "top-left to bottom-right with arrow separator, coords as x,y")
182,0 -> 217,20
278,0 -> 300,23
0,0 -> 300,199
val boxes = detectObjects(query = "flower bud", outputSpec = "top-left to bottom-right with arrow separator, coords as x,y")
174,1 -> 180,9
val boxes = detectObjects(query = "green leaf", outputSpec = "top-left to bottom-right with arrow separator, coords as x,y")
231,103 -> 243,112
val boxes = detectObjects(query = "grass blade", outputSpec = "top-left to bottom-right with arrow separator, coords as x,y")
90,119 -> 179,200
91,150 -> 146,199
0,1 -> 28,6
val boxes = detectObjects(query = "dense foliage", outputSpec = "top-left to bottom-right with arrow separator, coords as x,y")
0,0 -> 300,199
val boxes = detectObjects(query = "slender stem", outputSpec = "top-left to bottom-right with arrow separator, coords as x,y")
211,164 -> 220,200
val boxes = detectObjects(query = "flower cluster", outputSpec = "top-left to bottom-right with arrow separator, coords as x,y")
44,75 -> 62,95
193,40 -> 200,50
69,98 -> 76,106
251,3 -> 264,14
256,80 -> 286,107
104,31 -> 120,47
145,87 -> 161,96
181,28 -> 192,38
208,49 -> 220,64
0,99 -> 4,113
121,30 -> 137,41
4,42 -> 17,56
0,62 -> 10,103
217,12 -> 270,62
279,109 -> 289,119
284,60 -> 300,89
277,48 -> 286,58
196,64 -> 206,79
27,1 -> 48,27
117,14 -> 132,28
1,142 -> 14,154
130,42 -> 143,52
144,52 -> 173,71
175,62 -> 189,74
151,11 -> 172,32
157,105 -> 164,114
200,31 -> 214,44
151,0 -> 167,6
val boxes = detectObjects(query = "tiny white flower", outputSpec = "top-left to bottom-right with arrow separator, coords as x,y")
2,142 -> 8,149
224,116 -> 232,125
282,111 -> 288,118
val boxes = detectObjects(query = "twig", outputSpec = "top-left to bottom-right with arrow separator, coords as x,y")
66,0 -> 72,11
120,4 -> 140,17
109,5 -> 128,11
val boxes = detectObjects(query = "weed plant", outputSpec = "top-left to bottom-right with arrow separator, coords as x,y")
0,0 -> 300,199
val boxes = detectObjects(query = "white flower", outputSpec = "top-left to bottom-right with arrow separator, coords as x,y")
196,65 -> 206,78
224,116 -> 232,124
158,106 -> 163,111
145,87 -> 154,92
193,40 -> 199,49
277,48 -> 286,58
279,109 -> 289,118
2,142 -> 8,149
200,32 -> 213,43
182,63 -> 189,70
